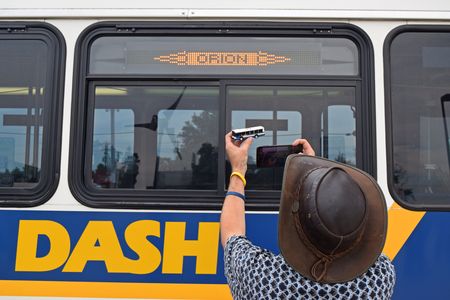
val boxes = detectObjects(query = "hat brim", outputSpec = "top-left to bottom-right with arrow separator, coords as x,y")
278,154 -> 387,283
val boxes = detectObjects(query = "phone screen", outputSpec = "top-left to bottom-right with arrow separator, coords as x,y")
256,144 -> 303,168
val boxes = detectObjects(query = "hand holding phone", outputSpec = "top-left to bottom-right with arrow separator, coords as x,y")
256,144 -> 303,168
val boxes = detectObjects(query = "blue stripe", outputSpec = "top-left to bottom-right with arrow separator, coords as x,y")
0,210 -> 278,284
392,212 -> 450,299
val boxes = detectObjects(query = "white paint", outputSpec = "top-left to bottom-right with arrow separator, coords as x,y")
1,0 -> 450,11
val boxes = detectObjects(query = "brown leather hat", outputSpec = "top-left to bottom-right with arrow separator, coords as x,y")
278,155 -> 387,284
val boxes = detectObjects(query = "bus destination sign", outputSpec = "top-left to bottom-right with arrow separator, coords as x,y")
154,51 -> 291,66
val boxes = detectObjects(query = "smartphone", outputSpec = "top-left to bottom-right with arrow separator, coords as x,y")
256,144 -> 303,168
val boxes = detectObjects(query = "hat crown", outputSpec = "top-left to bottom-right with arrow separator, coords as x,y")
279,155 -> 387,283
298,167 -> 367,256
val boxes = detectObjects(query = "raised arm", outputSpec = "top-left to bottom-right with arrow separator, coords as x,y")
220,132 -> 253,248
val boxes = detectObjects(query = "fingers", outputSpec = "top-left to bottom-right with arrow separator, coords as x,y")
226,131 -> 253,149
302,141 -> 315,156
225,131 -> 233,145
225,131 -> 238,148
291,139 -> 301,147
292,139 -> 315,156
240,136 -> 253,150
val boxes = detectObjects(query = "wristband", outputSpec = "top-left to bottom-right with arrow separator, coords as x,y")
225,191 -> 246,201
230,171 -> 246,187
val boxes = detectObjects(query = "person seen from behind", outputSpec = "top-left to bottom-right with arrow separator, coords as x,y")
221,132 -> 396,299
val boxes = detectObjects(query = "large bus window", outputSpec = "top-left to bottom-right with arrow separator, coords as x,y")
0,24 -> 65,205
226,86 -> 355,190
70,22 -> 374,209
385,26 -> 450,210
90,86 -> 219,190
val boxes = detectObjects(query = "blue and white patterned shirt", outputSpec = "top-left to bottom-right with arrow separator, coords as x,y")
224,236 -> 395,300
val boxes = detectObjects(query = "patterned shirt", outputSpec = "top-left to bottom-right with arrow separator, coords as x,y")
224,236 -> 395,300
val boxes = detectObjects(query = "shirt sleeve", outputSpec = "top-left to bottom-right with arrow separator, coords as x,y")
224,236 -> 247,283
223,235 -> 277,296
376,254 -> 397,299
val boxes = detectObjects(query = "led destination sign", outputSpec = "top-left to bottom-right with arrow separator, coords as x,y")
154,51 -> 291,67
89,36 -> 358,75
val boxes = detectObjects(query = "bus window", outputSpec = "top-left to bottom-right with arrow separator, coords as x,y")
0,24 -> 65,205
89,85 -> 219,191
386,26 -> 450,210
70,22 -> 374,209
226,85 -> 356,191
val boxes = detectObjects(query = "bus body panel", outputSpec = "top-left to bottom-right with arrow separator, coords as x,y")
0,6 -> 448,299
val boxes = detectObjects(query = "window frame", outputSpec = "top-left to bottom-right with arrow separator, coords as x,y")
223,80 -> 362,193
384,25 -> 450,211
69,21 -> 375,210
0,22 -> 65,206
85,80 -> 222,198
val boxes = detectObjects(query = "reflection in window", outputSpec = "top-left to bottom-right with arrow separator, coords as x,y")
230,110 -> 301,190
0,40 -> 48,188
388,31 -> 450,206
0,108 -> 43,187
92,109 -> 135,188
157,110 -> 218,189
321,105 -> 356,166
227,86 -> 356,190
90,86 -> 219,190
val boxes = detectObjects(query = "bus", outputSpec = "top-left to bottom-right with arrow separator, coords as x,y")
0,1 -> 450,299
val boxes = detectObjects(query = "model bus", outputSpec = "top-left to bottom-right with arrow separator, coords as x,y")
0,1 -> 449,299
231,126 -> 265,141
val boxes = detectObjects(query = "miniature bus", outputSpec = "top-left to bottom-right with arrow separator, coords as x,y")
231,126 -> 265,141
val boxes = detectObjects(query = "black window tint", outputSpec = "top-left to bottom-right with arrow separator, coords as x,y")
90,86 -> 219,190
0,24 -> 65,205
386,28 -> 450,209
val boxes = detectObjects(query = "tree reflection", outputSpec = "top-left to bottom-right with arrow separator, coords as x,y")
192,143 -> 218,188
92,143 -> 140,189
393,163 -> 415,202
335,152 -> 349,164
175,110 -> 218,188
0,165 -> 39,187
118,153 -> 140,188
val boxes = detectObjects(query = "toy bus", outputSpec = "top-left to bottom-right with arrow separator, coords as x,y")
0,1 -> 449,299
231,126 -> 265,141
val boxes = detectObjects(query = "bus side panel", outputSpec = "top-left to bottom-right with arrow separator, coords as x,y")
393,212 -> 450,299
0,210 -> 277,299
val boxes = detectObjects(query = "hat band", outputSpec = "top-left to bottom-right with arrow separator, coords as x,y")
292,203 -> 341,281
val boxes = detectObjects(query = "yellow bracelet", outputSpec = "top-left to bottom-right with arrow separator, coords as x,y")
230,171 -> 246,187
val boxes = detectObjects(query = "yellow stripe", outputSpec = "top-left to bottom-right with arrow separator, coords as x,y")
383,202 -> 426,260
0,280 -> 232,299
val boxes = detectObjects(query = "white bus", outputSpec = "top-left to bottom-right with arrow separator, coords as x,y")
0,1 -> 450,299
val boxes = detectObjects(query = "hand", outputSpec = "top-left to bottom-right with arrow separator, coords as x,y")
292,139 -> 315,156
225,131 -> 253,174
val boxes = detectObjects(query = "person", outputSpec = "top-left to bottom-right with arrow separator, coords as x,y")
221,132 -> 396,300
